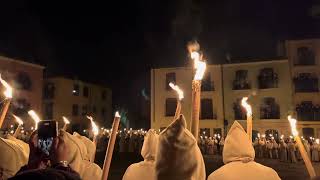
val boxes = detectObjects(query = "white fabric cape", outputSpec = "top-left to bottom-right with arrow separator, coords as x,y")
122,129 -> 158,180
208,121 -> 280,180
0,135 -> 29,179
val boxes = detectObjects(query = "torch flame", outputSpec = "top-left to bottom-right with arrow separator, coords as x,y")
190,51 -> 207,80
241,97 -> 252,116
287,115 -> 299,137
169,82 -> 184,100
12,114 -> 23,125
63,116 -> 70,124
28,110 -> 41,130
87,116 -> 99,136
0,74 -> 12,98
115,111 -> 121,118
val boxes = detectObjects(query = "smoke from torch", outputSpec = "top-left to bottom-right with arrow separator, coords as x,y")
13,114 -> 23,125
0,74 -> 12,99
288,115 -> 299,137
87,116 -> 99,136
241,97 -> 252,116
28,110 -> 41,130
169,82 -> 184,100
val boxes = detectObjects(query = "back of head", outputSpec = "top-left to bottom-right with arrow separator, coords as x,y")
141,129 -> 158,161
223,121 -> 255,164
8,168 -> 81,180
73,132 -> 96,162
155,115 -> 206,180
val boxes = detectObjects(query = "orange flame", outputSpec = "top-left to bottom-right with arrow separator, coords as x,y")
0,74 -> 12,98
169,82 -> 184,100
87,116 -> 99,136
63,116 -> 70,124
12,114 -> 23,125
287,115 -> 299,137
241,97 -> 252,116
190,51 -> 207,80
28,110 -> 41,130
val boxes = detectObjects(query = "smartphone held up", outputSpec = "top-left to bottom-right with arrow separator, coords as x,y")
37,120 -> 58,156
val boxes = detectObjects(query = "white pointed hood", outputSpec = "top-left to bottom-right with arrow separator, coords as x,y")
208,121 -> 281,180
122,129 -> 158,180
155,115 -> 206,180
223,121 -> 255,164
141,129 -> 158,160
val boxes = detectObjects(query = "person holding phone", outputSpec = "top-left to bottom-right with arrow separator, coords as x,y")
9,121 -> 80,180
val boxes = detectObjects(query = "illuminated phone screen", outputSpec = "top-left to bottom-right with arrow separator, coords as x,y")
38,137 -> 54,156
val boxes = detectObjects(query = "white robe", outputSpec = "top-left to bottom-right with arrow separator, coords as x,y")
208,121 -> 280,180
123,129 -> 158,180
62,130 -> 102,180
0,136 -> 29,179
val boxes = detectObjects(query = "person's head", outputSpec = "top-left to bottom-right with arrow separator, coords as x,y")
8,168 -> 81,180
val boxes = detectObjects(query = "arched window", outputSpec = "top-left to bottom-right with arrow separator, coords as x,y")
201,72 -> 214,91
233,98 -> 246,120
233,70 -> 250,90
294,73 -> 319,92
258,68 -> 278,89
297,47 -> 315,65
260,97 -> 280,119
296,101 -> 317,121
15,72 -> 32,90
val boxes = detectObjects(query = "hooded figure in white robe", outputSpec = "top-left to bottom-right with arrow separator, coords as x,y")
155,115 -> 206,180
208,121 -> 281,180
122,129 -> 158,180
61,130 -> 102,180
279,139 -> 288,162
0,136 -> 29,179
311,142 -> 320,162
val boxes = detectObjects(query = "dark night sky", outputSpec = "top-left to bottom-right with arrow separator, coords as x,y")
0,0 -> 319,128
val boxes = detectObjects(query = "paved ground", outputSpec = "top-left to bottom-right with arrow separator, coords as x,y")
95,151 -> 320,180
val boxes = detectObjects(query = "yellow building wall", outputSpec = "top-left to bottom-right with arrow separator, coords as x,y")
222,60 -> 293,136
286,39 -> 320,137
151,65 -> 224,136
44,77 -> 112,130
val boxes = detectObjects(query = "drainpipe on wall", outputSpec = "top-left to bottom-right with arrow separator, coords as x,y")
221,64 -> 227,136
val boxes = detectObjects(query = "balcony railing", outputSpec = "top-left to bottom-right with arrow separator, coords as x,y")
258,78 -> 278,89
232,80 -> 251,90
294,78 -> 319,93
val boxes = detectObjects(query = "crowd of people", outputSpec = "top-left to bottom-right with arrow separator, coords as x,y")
3,116 -> 320,179
253,136 -> 320,163
198,132 -> 320,163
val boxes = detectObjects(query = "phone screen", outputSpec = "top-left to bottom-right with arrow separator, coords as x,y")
37,120 -> 58,156
38,137 -> 54,156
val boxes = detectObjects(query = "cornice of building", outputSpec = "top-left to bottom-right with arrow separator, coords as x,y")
222,59 -> 288,67
152,59 -> 288,70
0,55 -> 45,69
